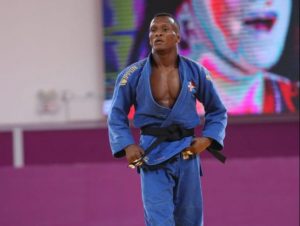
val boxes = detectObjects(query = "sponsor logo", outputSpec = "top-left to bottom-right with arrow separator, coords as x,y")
120,65 -> 138,86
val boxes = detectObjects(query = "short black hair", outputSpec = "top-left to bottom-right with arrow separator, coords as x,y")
152,12 -> 180,31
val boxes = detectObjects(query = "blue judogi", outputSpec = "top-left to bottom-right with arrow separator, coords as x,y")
108,55 -> 227,225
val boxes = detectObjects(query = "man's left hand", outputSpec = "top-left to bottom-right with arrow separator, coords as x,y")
184,137 -> 212,156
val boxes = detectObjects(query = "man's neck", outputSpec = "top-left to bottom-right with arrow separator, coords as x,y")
151,50 -> 178,69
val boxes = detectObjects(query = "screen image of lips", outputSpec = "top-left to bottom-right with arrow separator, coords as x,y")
244,12 -> 277,31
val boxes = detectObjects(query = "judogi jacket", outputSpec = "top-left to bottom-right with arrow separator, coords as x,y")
108,55 -> 227,165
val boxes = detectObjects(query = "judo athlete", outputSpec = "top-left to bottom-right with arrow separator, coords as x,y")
108,13 -> 227,226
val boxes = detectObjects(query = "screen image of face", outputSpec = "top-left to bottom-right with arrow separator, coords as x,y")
103,0 -> 299,116
191,0 -> 292,70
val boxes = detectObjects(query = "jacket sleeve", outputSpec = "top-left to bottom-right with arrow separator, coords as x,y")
107,68 -> 137,158
196,66 -> 227,151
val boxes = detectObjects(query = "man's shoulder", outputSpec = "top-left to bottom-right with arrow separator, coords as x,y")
121,59 -> 147,75
264,72 -> 300,100
180,55 -> 197,64
179,55 -> 205,70
264,72 -> 300,99
264,71 -> 298,85
179,55 -> 210,80
118,59 -> 147,86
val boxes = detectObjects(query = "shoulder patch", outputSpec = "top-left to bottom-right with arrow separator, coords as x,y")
120,65 -> 138,86
204,69 -> 213,81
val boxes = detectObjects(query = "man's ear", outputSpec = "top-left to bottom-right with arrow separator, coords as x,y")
176,33 -> 181,43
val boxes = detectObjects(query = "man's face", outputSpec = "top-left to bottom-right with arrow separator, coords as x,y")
149,16 -> 180,52
192,0 -> 292,69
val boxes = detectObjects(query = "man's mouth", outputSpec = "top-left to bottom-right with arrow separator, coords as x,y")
154,39 -> 163,44
243,12 -> 277,32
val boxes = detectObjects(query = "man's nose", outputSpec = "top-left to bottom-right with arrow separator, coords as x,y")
155,31 -> 162,36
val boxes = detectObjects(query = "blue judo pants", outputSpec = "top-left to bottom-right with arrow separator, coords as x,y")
140,153 -> 203,226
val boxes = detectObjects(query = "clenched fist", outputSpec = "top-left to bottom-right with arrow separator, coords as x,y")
124,144 -> 145,164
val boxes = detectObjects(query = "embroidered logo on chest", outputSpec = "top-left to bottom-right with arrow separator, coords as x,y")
188,81 -> 196,93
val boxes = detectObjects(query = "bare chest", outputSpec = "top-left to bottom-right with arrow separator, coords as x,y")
150,68 -> 181,108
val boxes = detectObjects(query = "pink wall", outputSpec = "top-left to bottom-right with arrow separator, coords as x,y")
0,158 -> 298,226
0,121 -> 299,225
0,132 -> 13,166
1,121 -> 298,167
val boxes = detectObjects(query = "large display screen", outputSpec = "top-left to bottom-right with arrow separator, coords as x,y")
103,0 -> 299,117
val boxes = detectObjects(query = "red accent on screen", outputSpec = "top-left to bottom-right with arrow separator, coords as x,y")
263,80 -> 276,113
279,82 -> 298,112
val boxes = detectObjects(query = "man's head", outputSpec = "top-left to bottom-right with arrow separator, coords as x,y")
149,13 -> 181,53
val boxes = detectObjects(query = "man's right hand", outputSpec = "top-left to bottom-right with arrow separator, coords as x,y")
124,144 -> 145,164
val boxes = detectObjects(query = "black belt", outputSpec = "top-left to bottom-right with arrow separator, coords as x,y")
129,124 -> 226,169
141,124 -> 194,139
128,125 -> 193,168
143,125 -> 226,163
141,124 -> 194,155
